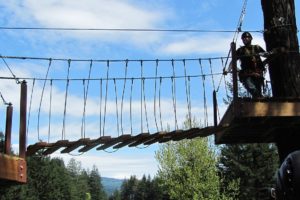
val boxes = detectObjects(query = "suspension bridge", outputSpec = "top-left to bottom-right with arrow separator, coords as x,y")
1,42 -> 300,184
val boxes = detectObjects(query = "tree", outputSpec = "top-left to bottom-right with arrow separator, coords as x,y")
88,165 -> 107,200
261,0 -> 300,162
0,131 -> 4,153
219,144 -> 279,200
155,117 -> 237,200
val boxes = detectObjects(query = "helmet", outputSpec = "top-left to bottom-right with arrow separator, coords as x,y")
275,150 -> 300,199
241,32 -> 252,39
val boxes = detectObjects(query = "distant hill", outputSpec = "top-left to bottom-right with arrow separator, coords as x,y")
102,177 -> 124,196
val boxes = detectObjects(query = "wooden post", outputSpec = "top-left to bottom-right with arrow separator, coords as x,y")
231,42 -> 238,103
19,81 -> 27,159
213,90 -> 218,127
4,103 -> 13,155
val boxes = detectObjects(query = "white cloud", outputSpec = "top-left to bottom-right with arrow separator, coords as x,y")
159,34 -> 233,55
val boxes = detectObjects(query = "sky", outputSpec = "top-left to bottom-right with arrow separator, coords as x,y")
0,0 -> 299,179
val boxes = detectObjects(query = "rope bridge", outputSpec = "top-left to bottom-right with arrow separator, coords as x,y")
0,56 -> 229,155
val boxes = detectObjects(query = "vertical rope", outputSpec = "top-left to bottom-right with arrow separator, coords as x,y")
199,59 -> 208,126
81,60 -> 93,139
81,79 -> 86,138
153,60 -> 159,132
187,76 -> 192,127
171,60 -> 178,130
26,79 -> 35,139
102,61 -> 110,136
142,78 -> 150,133
140,60 -> 143,133
62,59 -> 71,140
121,60 -> 128,135
113,78 -> 120,136
99,79 -> 103,137
48,80 -> 53,143
130,78 -> 134,135
159,77 -> 163,131
183,59 -> 192,128
37,59 -> 52,140
209,58 -> 216,90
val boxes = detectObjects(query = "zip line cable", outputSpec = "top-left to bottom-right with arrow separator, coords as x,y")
0,54 -> 20,84
0,26 -> 262,33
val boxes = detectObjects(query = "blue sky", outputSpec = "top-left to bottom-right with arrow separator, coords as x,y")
0,0 -> 299,179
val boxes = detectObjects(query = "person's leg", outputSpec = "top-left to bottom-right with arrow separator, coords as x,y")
243,77 -> 261,97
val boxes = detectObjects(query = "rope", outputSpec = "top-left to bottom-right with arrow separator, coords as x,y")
102,61 -> 110,136
99,79 -> 103,137
62,60 -> 71,140
142,78 -> 150,133
0,91 -> 9,105
81,60 -> 93,138
130,78 -> 134,135
183,60 -> 192,127
26,79 -> 35,138
171,60 -> 178,130
120,60 -> 128,135
37,59 -> 52,140
113,79 -> 120,136
159,77 -> 163,131
153,60 -> 159,132
0,54 -> 20,84
140,61 -> 143,133
199,59 -> 208,126
81,80 -> 86,138
48,80 -> 53,143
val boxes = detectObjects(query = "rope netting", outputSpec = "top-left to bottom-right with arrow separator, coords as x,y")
1,57 -> 230,145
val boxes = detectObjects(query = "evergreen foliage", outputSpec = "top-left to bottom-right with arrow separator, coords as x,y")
219,144 -> 279,200
0,156 -> 108,200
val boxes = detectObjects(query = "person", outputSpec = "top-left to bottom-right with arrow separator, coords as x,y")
273,150 -> 300,199
236,32 -> 268,98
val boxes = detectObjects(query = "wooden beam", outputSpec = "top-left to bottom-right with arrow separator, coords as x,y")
0,154 -> 27,183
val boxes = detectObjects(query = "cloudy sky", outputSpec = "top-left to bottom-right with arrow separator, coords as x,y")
0,0 -> 299,179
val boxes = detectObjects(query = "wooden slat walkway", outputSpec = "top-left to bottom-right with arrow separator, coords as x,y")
26,127 -> 218,156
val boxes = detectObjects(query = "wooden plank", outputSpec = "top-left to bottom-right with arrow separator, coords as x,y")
158,130 -> 184,143
96,135 -> 131,150
172,128 -> 200,141
187,126 -> 221,139
143,132 -> 167,145
239,101 -> 300,117
42,140 -> 69,155
113,133 -> 150,149
128,132 -> 165,147
78,136 -> 112,152
61,138 -> 90,153
26,142 -> 49,156
0,154 -> 27,183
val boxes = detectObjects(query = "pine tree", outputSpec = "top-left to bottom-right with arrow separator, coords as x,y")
219,144 -> 279,199
88,165 -> 107,200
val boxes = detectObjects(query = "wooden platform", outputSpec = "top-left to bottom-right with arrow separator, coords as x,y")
215,98 -> 300,144
0,154 -> 27,184
26,127 -> 218,156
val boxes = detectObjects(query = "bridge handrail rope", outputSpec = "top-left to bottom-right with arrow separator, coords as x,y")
37,59 -> 52,141
171,60 -> 178,130
48,80 -> 53,143
153,60 -> 159,132
120,60 -> 129,135
113,78 -> 120,137
62,60 -> 71,140
26,79 -> 35,139
103,61 -> 110,137
183,59 -> 192,128
99,79 -> 103,137
81,60 -> 93,139
199,59 -> 208,127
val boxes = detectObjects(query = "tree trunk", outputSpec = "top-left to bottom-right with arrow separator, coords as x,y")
261,0 -> 300,162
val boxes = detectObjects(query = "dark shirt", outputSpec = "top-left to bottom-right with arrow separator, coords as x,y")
236,44 -> 265,73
